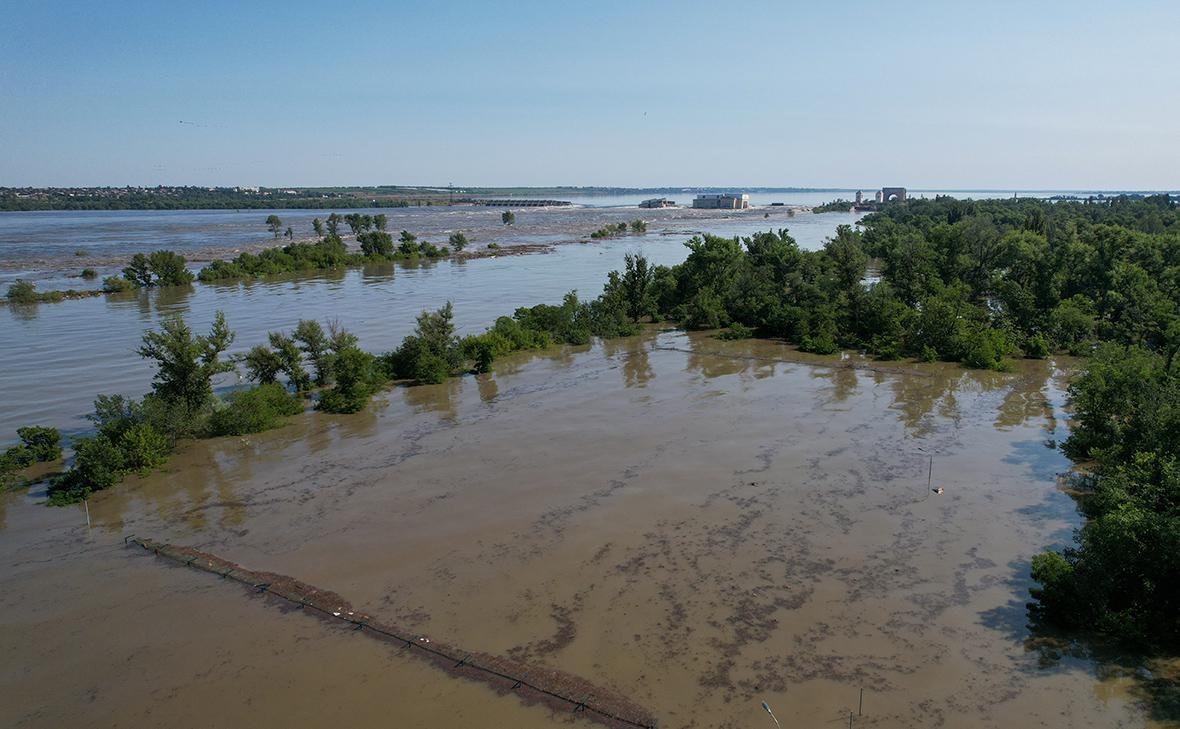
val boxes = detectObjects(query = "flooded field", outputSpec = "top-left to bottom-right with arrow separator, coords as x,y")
0,331 -> 1163,728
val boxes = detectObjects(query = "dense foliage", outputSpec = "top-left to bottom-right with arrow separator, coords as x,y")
121,250 -> 195,287
197,216 -> 450,283
1030,344 -> 1180,646
1,427 -> 62,486
590,220 -> 647,239
208,383 -> 303,436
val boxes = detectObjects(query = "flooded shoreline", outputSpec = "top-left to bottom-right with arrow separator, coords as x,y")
0,332 -> 1163,728
0,203 -> 831,288
0,205 -> 860,438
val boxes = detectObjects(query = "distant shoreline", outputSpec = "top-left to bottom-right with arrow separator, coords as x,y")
5,185 -> 1173,212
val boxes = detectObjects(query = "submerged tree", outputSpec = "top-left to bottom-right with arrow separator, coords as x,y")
137,311 -> 236,416
266,214 -> 283,238
620,253 -> 655,322
294,319 -> 331,384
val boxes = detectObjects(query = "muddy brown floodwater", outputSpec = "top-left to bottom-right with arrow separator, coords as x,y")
0,331 -> 1164,728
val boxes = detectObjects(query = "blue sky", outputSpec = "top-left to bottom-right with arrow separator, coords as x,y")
2,0 -> 1178,189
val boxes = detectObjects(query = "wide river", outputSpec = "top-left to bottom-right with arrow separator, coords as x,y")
2,192 -> 1169,728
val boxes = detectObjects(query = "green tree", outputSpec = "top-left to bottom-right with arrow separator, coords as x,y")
266,214 -> 283,238
398,230 -> 418,256
147,250 -> 194,286
137,311 -> 236,415
242,344 -> 283,384
502,210 -> 515,226
269,331 -> 311,391
294,319 -> 331,384
620,253 -> 655,322
122,253 -> 153,287
448,232 -> 468,251
312,217 -> 325,237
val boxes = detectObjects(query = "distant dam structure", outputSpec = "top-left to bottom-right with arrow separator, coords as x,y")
467,198 -> 572,207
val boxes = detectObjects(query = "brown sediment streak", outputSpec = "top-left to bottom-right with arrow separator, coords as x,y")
651,344 -> 933,377
125,536 -> 655,729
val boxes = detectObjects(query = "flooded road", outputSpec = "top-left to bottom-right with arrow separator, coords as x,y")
0,332 -> 1161,728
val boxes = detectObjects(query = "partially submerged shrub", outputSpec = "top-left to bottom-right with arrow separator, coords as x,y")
717,323 -> 754,341
16,426 -> 61,462
6,280 -> 41,304
317,347 -> 380,414
102,276 -> 136,293
80,268 -> 97,280
209,383 -> 303,436
1024,332 -> 1051,359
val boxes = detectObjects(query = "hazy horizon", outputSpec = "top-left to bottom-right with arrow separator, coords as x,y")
3,0 -> 1178,190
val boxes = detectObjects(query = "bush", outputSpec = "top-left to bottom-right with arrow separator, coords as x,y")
717,323 -> 754,341
6,279 -> 39,304
116,423 -> 170,472
208,383 -> 303,436
1024,332 -> 1051,359
961,327 -> 1011,371
448,232 -> 468,251
102,276 -> 136,293
461,335 -> 498,373
800,333 -> 839,355
50,435 -> 123,502
1,444 -> 34,472
919,345 -> 938,362
317,347 -> 379,414
80,268 -> 97,280
16,426 -> 61,462
413,352 -> 451,384
870,334 -> 903,360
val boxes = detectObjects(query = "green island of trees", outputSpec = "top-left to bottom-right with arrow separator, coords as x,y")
590,219 -> 647,239
195,213 -> 451,283
812,198 -> 855,213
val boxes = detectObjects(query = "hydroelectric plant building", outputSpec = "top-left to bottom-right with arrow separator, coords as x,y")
691,193 -> 750,210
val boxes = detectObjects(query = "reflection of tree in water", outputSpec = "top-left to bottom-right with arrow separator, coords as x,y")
1020,627 -> 1180,724
826,366 -> 858,403
358,260 -> 396,285
124,284 -> 195,323
993,360 -> 1055,432
5,302 -> 40,322
683,334 -> 748,380
889,371 -> 944,435
476,373 -> 499,403
623,345 -> 654,388
401,377 -> 462,420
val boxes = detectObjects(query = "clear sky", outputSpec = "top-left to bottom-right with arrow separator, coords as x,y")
2,0 -> 1178,190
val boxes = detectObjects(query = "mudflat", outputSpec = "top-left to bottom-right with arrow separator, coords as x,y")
0,331 -> 1156,728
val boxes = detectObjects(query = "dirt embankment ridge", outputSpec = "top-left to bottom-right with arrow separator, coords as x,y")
126,536 -> 656,729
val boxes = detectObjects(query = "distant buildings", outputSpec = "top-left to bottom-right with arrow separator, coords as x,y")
853,187 -> 907,212
639,197 -> 676,209
692,193 -> 750,210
